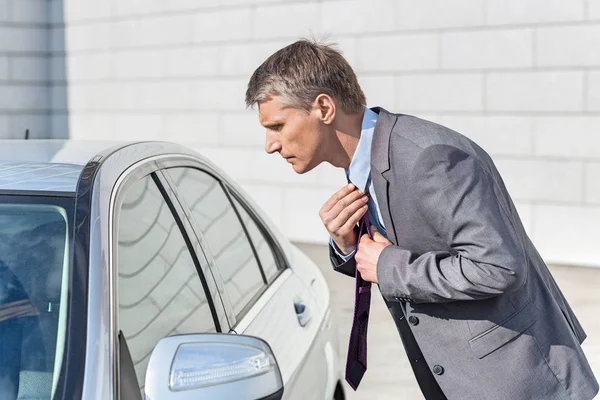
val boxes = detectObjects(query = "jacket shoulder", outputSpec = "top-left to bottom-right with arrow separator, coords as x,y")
392,115 -> 469,149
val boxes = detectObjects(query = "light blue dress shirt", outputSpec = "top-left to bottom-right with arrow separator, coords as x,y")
330,107 -> 387,261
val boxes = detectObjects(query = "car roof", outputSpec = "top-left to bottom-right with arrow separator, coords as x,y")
0,140 -> 129,193
0,162 -> 84,192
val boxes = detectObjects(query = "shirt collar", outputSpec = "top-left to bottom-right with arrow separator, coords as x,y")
346,107 -> 379,192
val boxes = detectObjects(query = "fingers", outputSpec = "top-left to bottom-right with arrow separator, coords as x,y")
320,187 -> 368,232
320,183 -> 357,214
328,189 -> 367,220
336,202 -> 368,236
319,184 -> 370,254
328,197 -> 368,233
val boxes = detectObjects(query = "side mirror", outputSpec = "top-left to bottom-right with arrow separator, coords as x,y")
144,333 -> 284,400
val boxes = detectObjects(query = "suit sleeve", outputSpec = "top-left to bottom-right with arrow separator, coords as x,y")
376,144 -> 528,303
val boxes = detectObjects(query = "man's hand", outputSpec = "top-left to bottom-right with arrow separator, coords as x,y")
319,184 -> 369,255
356,226 -> 392,283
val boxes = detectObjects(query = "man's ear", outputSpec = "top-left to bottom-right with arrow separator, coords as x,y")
314,94 -> 336,125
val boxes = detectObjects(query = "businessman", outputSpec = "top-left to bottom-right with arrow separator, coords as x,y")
245,39 -> 599,399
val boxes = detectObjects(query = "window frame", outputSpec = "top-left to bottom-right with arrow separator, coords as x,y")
109,160 -> 224,396
157,159 -> 289,329
225,186 -> 286,285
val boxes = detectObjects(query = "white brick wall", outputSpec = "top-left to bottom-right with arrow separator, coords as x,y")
63,0 -> 111,22
219,112 -> 264,148
395,0 -> 485,30
487,72 -> 584,112
2,0 -> 600,266
283,187 -> 336,243
219,41 -> 287,76
396,73 -> 484,112
113,50 -> 163,79
11,0 -> 48,24
194,8 -> 252,43
589,72 -> 600,111
0,85 -> 47,110
0,56 -> 8,80
357,75 -> 395,109
537,25 -> 600,67
253,4 -> 320,40
533,205 -> 600,267
591,0 -> 600,20
0,27 -> 47,53
440,116 -> 533,156
163,113 -> 219,145
163,47 -> 220,77
533,117 -> 600,158
321,0 -> 396,35
11,56 -> 48,82
441,29 -> 533,69
0,0 -> 51,139
67,54 -> 112,81
10,114 -> 49,139
486,0 -> 585,24
0,115 -> 9,137
356,34 -> 438,72
495,159 -> 585,203
0,1 -> 9,21
586,163 -> 600,204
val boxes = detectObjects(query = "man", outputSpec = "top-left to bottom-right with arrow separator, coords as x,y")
245,39 -> 599,399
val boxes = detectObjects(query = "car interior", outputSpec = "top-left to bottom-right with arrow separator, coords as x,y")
0,205 -> 70,400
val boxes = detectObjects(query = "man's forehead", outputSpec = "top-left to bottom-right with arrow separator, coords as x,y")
258,98 -> 288,124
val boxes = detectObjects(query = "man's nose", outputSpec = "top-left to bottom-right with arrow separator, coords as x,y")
265,131 -> 281,154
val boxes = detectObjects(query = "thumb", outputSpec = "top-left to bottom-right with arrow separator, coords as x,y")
372,228 -> 389,243
360,233 -> 372,243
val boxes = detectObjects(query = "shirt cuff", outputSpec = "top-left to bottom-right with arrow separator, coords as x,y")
329,237 -> 356,262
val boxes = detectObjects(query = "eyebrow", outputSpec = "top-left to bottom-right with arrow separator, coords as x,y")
262,122 -> 284,129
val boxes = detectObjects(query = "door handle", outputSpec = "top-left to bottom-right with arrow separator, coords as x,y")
294,300 -> 312,327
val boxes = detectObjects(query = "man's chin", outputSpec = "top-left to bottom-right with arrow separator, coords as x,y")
291,163 -> 305,174
291,161 -> 317,174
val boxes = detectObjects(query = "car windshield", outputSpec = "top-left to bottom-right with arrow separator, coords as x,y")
0,195 -> 73,400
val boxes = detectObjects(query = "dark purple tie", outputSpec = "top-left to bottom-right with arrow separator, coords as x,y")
345,209 -> 373,390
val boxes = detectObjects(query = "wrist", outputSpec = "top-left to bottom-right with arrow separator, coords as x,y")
333,239 -> 356,255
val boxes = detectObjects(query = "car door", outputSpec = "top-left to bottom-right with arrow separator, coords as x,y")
161,165 -> 328,399
111,171 -> 225,397
226,191 -> 332,399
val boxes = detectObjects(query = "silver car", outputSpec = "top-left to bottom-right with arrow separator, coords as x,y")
0,140 -> 345,400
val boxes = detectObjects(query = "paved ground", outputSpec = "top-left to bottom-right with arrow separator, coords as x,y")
294,243 -> 600,400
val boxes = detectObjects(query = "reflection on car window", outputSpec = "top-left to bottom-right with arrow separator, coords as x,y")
166,168 -> 266,318
230,196 -> 280,283
117,174 -> 215,391
0,202 -> 70,400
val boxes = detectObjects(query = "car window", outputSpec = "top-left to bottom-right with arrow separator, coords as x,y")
116,174 -> 216,391
0,199 -> 71,400
229,195 -> 280,283
165,168 -> 266,318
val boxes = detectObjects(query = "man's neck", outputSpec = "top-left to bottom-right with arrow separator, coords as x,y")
329,110 -> 364,169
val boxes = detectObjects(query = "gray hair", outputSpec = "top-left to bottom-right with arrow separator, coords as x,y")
245,39 -> 366,114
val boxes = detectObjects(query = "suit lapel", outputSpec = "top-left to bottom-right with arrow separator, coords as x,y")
370,107 -> 398,245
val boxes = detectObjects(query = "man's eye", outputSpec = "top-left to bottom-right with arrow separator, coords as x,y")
271,125 -> 283,132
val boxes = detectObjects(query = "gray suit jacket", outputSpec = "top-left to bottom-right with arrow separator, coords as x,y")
330,108 -> 599,399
